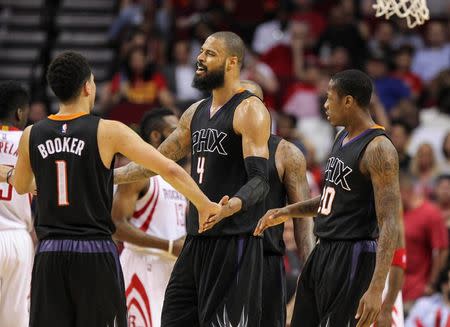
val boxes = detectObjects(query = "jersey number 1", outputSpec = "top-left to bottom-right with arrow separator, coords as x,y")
55,160 -> 69,206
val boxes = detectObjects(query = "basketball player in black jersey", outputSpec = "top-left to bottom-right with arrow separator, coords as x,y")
254,70 -> 400,327
238,80 -> 315,327
114,32 -> 271,326
8,51 -> 219,327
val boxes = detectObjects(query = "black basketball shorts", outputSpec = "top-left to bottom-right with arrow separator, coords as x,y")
161,235 -> 264,327
291,239 -> 376,327
29,239 -> 127,327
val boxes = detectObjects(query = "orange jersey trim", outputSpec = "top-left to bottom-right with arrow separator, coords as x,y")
370,124 -> 385,131
48,112 -> 88,121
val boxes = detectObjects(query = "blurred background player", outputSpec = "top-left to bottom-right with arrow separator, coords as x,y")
10,51 -> 218,327
112,107 -> 187,327
0,81 -> 33,327
241,79 -> 315,327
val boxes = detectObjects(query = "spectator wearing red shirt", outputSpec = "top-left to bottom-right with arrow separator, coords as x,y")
101,47 -> 177,125
392,46 -> 423,100
400,172 -> 449,308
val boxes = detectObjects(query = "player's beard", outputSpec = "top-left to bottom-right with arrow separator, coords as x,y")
192,64 -> 226,91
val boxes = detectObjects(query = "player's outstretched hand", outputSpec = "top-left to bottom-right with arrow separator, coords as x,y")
253,207 -> 290,236
200,195 -> 240,232
355,288 -> 382,327
197,200 -> 221,233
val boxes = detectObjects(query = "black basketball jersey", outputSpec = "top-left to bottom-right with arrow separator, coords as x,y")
29,114 -> 115,240
263,135 -> 287,255
314,127 -> 388,240
188,90 -> 267,236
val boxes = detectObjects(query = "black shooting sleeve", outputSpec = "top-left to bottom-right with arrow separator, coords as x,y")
234,156 -> 270,212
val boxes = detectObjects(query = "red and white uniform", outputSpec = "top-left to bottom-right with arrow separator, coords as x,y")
0,127 -> 34,327
120,175 -> 187,327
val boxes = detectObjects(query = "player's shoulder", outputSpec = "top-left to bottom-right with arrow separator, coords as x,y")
179,98 -> 208,125
236,94 -> 266,114
277,139 -> 306,166
362,135 -> 398,174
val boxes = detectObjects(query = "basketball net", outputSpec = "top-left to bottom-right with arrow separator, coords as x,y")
372,0 -> 430,28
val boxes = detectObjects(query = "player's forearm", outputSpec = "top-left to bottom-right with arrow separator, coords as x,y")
113,220 -> 169,250
0,165 -> 10,182
12,169 -> 35,195
369,216 -> 398,293
381,266 -> 404,311
293,219 -> 315,262
285,196 -> 321,218
114,162 -> 156,185
162,162 -> 210,210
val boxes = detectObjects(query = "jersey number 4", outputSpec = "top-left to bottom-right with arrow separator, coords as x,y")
55,160 -> 69,206
318,186 -> 335,215
197,157 -> 205,184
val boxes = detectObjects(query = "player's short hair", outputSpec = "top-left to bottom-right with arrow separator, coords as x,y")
46,51 -> 92,103
140,108 -> 175,143
210,31 -> 245,66
0,81 -> 29,120
331,69 -> 373,108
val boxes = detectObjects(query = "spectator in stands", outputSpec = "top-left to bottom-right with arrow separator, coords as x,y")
252,4 -> 291,55
102,46 -> 177,125
163,39 -> 202,109
405,265 -> 450,327
392,45 -> 423,99
401,172 -> 448,308
408,86 -> 450,163
410,143 -> 440,198
368,21 -> 396,60
365,51 -> 411,112
282,64 -> 321,119
441,132 -> 450,173
392,18 -> 425,51
412,21 -> 450,84
390,99 -> 420,130
434,174 -> 450,232
241,48 -> 279,110
108,0 -> 144,42
390,120 -> 413,173
315,4 -> 367,68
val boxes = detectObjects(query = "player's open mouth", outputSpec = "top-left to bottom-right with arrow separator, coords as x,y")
196,63 -> 207,74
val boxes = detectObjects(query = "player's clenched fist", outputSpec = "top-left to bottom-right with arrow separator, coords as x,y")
197,201 -> 221,233
254,207 -> 290,236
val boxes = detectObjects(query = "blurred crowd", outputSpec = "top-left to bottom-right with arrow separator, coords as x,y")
27,0 -> 450,321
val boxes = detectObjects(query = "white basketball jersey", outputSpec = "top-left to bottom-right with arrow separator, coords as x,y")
0,128 -> 32,231
127,175 -> 186,244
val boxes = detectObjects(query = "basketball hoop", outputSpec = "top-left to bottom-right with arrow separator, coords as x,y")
372,0 -> 430,29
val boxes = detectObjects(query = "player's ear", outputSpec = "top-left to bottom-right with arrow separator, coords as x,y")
226,56 -> 238,71
344,95 -> 354,109
83,79 -> 92,97
150,130 -> 161,145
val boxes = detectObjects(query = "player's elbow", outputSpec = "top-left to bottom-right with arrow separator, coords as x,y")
162,161 -> 183,180
14,184 -> 29,195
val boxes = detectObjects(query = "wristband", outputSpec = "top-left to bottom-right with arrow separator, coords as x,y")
6,168 -> 14,185
168,240 -> 174,255
391,248 -> 407,270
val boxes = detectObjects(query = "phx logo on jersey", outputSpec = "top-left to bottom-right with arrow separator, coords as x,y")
125,274 -> 153,327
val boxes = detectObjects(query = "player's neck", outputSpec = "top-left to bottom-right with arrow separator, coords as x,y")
211,80 -> 242,108
344,109 -> 375,139
57,102 -> 90,116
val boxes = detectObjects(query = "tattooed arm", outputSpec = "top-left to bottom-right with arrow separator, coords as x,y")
114,100 -> 201,184
355,136 -> 400,327
278,140 -> 314,261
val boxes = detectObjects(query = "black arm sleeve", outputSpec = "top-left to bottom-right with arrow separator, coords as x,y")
234,156 -> 269,212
